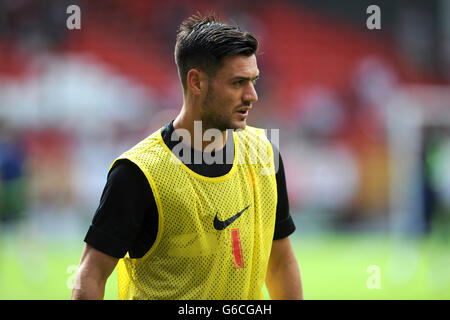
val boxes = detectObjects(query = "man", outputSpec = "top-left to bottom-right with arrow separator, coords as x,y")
72,13 -> 302,300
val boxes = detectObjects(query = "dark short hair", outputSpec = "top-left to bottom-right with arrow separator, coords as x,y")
174,13 -> 258,91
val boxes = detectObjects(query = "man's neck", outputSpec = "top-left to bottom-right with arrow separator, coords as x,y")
173,107 -> 228,152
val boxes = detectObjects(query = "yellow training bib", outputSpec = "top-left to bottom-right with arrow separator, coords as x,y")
113,126 -> 277,300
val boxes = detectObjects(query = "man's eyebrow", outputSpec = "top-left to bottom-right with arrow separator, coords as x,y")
230,74 -> 260,81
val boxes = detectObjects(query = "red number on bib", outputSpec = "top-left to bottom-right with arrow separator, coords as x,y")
231,228 -> 245,269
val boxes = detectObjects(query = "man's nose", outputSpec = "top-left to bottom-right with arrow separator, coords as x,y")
243,82 -> 258,104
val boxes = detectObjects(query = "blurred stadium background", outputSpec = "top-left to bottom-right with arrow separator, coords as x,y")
0,0 -> 449,299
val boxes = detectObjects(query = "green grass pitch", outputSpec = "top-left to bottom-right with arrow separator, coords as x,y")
0,232 -> 449,299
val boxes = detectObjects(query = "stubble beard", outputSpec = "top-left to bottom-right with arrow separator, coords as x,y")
201,83 -> 238,132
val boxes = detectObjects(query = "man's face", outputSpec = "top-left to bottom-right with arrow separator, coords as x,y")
201,54 -> 259,131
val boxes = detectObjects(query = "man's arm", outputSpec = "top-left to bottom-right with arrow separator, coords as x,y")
265,237 -> 303,300
71,244 -> 119,300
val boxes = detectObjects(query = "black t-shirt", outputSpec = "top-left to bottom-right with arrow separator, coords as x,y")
84,121 -> 296,259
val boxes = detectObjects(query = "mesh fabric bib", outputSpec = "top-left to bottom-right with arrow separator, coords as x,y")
113,125 -> 277,300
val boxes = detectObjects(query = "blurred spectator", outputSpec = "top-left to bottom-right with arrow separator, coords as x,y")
24,127 -> 74,212
423,128 -> 450,235
0,119 -> 28,226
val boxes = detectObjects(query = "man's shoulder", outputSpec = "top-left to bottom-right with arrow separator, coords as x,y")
241,125 -> 266,135
235,125 -> 271,145
118,128 -> 164,159
108,127 -> 168,172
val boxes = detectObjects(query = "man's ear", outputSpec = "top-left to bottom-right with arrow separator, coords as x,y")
186,69 -> 205,95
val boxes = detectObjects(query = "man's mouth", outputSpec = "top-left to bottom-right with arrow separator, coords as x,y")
236,107 -> 251,115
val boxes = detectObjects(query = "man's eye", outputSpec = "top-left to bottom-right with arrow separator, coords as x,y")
234,80 -> 245,85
